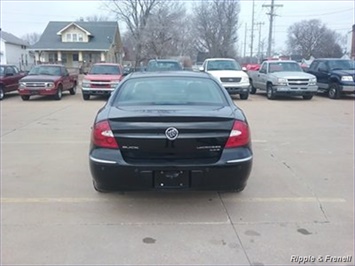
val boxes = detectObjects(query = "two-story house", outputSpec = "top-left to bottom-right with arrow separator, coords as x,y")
0,30 -> 33,71
29,21 -> 124,72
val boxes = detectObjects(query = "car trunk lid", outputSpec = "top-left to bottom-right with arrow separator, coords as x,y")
108,105 -> 235,164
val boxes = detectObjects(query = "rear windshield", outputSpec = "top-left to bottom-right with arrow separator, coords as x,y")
113,77 -> 228,106
89,65 -> 121,75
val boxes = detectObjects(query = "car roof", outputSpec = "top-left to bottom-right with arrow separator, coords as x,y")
148,59 -> 180,62
314,58 -> 352,61
34,64 -> 64,67
127,71 -> 212,79
92,63 -> 122,66
267,60 -> 298,63
0,64 -> 17,67
205,58 -> 236,61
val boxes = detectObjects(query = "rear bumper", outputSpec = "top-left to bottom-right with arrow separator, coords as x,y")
89,147 -> 253,191
18,88 -> 57,95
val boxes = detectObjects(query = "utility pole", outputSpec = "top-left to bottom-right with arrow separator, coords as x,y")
250,0 -> 255,59
263,0 -> 283,57
243,23 -> 247,58
256,22 -> 265,62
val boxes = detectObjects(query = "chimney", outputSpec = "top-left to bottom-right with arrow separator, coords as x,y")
351,24 -> 355,60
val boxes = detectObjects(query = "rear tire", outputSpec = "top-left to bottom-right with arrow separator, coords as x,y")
82,94 -> 90,100
266,83 -> 275,100
69,83 -> 77,95
250,80 -> 257,94
303,95 -> 313,100
0,87 -> 4,100
21,95 -> 30,101
54,85 -> 63,100
328,83 -> 341,99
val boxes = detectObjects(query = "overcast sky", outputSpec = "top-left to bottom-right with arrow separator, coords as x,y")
1,0 -> 354,54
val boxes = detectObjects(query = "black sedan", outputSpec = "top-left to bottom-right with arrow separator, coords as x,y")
89,71 -> 253,192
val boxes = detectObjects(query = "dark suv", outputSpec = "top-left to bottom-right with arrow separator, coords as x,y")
146,59 -> 183,72
307,59 -> 355,99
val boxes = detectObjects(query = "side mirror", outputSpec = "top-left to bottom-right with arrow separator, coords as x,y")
199,66 -> 204,72
242,67 -> 247,72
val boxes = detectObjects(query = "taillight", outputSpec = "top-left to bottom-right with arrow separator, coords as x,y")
92,120 -> 119,149
225,120 -> 250,148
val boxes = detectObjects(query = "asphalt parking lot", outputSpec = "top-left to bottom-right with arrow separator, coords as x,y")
1,91 -> 354,265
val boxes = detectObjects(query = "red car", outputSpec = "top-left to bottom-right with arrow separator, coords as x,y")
0,65 -> 27,100
18,64 -> 78,101
81,63 -> 125,100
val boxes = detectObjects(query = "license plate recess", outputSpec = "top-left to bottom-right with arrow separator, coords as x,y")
154,170 -> 189,189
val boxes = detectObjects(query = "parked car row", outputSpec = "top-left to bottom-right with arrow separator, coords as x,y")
1,58 -> 354,101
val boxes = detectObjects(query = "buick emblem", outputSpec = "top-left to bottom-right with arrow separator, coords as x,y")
165,127 -> 179,141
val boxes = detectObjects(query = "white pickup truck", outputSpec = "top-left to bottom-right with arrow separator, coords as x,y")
200,58 -> 250,100
248,60 -> 318,100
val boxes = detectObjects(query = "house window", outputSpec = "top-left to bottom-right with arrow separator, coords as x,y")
78,34 -> 83,42
49,53 -> 58,63
66,33 -> 72,42
72,34 -> 77,42
25,55 -> 28,66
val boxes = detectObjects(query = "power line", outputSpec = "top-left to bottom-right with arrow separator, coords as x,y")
281,8 -> 353,17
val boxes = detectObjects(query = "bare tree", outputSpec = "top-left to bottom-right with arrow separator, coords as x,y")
104,0 -> 162,66
192,0 -> 240,58
21,32 -> 41,45
287,19 -> 343,59
143,2 -> 187,58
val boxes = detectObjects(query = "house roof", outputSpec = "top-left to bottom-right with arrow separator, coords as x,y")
30,21 -> 119,51
0,31 -> 29,46
56,22 -> 92,36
